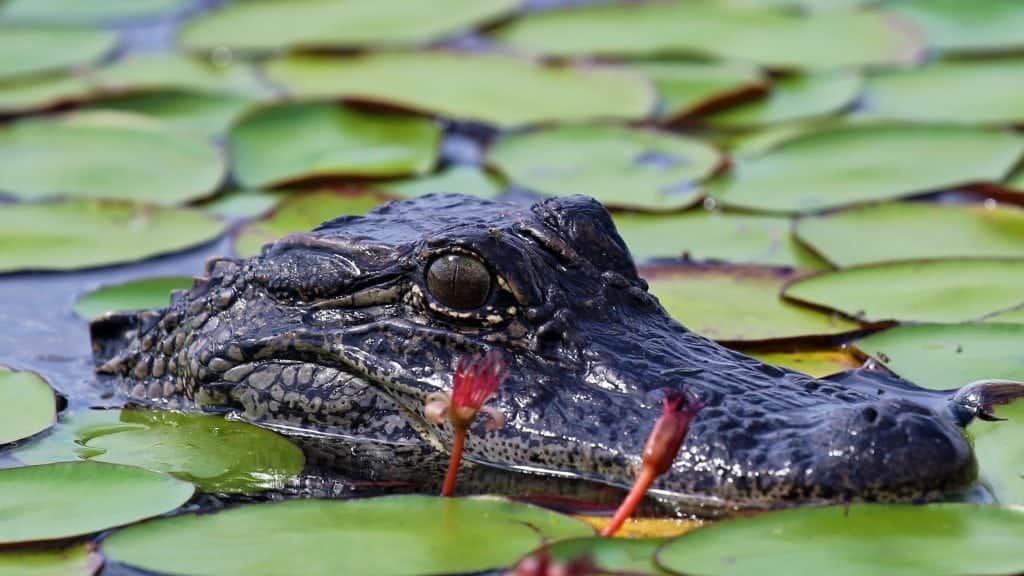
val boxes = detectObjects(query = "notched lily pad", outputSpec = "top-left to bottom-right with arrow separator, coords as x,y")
74,277 -> 192,319
489,125 -> 720,211
85,91 -> 257,138
0,26 -> 117,81
103,495 -> 594,576
747,347 -> 863,378
0,461 -> 194,545
643,264 -> 859,343
228,102 -> 440,189
0,367 -> 56,446
0,543 -> 102,576
707,70 -> 862,127
630,61 -> 764,121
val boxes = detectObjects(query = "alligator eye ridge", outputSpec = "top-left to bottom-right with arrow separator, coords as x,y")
425,253 -> 493,310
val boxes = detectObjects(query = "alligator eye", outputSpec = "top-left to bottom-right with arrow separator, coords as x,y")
426,254 -> 492,310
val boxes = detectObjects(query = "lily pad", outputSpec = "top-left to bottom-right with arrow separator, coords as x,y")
0,544 -> 102,576
796,202 -> 1024,267
0,26 -> 116,81
863,58 -> 1024,126
524,538 -> 668,575
493,2 -> 921,70
181,0 -> 518,53
655,504 -> 1024,576
0,461 -> 194,545
380,166 -> 501,200
631,61 -> 764,121
229,103 -> 440,189
0,110 -> 225,204
0,73 -> 92,114
91,53 -> 271,98
103,495 -> 594,576
748,348 -> 863,378
613,210 -> 826,269
0,367 -> 55,445
234,190 -> 386,257
264,52 -> 655,128
0,200 -> 226,273
854,323 -> 1024,391
973,401 -> 1024,507
711,123 -> 1024,213
74,277 -> 192,319
886,0 -> 1024,54
988,306 -> 1024,323
0,0 -> 187,24
85,92 -> 256,137
784,260 -> 1024,323
707,70 -> 862,127
488,125 -> 720,211
644,265 -> 859,343
202,189 -> 288,220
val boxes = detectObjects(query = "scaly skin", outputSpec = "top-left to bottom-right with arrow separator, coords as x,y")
92,194 -> 1013,515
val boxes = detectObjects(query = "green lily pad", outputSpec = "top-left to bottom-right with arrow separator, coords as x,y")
0,73 -> 92,114
380,166 -> 501,200
14,409 -> 304,494
0,110 -> 225,204
631,61 -> 764,121
92,53 -> 271,98
886,0 -> 1024,54
229,103 -> 440,189
796,202 -> 1024,267
264,52 -> 655,128
181,0 -> 518,53
234,190 -> 386,257
0,461 -> 193,545
103,495 -> 594,576
0,544 -> 102,576
644,265 -> 859,343
0,367 -> 55,445
863,58 -> 1024,126
0,26 -> 116,81
85,92 -> 256,137
711,123 -> 1024,213
525,537 -> 668,575
0,0 -> 187,24
613,210 -> 826,269
488,125 -> 720,211
74,277 -> 192,319
748,348 -> 863,378
988,306 -> 1024,323
973,401 -> 1024,507
655,504 -> 1024,576
784,260 -> 1024,323
707,70 -> 862,127
202,189 -> 288,220
493,2 -> 921,70
0,200 -> 226,273
855,323 -> 1024,391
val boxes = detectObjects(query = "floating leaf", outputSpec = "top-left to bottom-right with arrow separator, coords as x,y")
493,2 -> 920,70
0,26 -> 116,81
234,190 -> 385,257
656,504 -> 1024,576
0,73 -> 92,114
711,123 -> 1024,213
0,367 -> 55,445
380,166 -> 501,200
91,53 -> 271,98
973,401 -> 1024,507
613,210 -> 826,269
707,70 -> 862,127
0,110 -> 225,204
0,544 -> 101,576
574,518 -> 701,540
988,306 -> 1024,323
785,260 -> 1024,323
0,0 -> 187,24
103,496 -> 594,576
85,92 -> 256,137
264,52 -> 655,128
0,461 -> 193,545
863,58 -> 1024,126
631,61 -> 764,120
229,103 -> 440,189
886,0 -> 1024,54
181,0 -> 518,53
489,125 -> 720,211
747,348 -> 863,378
202,189 -> 288,219
796,202 -> 1024,267
74,277 -> 191,319
527,538 -> 669,575
644,265 -> 859,343
0,200 -> 226,273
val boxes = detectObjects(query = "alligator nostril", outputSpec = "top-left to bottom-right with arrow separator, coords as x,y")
861,406 -> 880,424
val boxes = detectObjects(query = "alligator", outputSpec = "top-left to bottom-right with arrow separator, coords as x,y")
90,194 -> 1021,515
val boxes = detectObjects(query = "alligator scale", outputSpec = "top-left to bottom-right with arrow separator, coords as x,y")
91,194 -> 1020,514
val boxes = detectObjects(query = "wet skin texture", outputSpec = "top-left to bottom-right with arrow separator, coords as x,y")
91,194 -> 1014,514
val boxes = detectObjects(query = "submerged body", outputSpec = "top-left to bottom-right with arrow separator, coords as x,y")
91,194 -> 1015,514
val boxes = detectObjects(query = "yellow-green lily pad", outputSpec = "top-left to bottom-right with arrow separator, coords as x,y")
85,92 -> 257,137
489,125 -> 720,211
631,61 -> 764,121
0,367 -> 55,446
973,401 -> 1024,507
103,495 -> 594,576
0,26 -> 116,81
0,110 -> 225,204
0,73 -> 92,114
708,70 -> 862,127
748,348 -> 863,378
1,0 -> 187,24
202,189 -> 288,220
0,543 -> 101,576
796,202 -> 1024,267
886,0 -> 1024,54
0,461 -> 194,545
91,53 -> 271,98
644,265 -> 859,343
711,123 -> 1024,213
264,52 -> 655,128
785,260 -> 1024,323
0,200 -> 226,273
74,276 -> 192,319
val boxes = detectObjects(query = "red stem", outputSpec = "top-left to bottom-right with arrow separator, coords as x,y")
600,465 -> 657,537
441,427 -> 466,497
